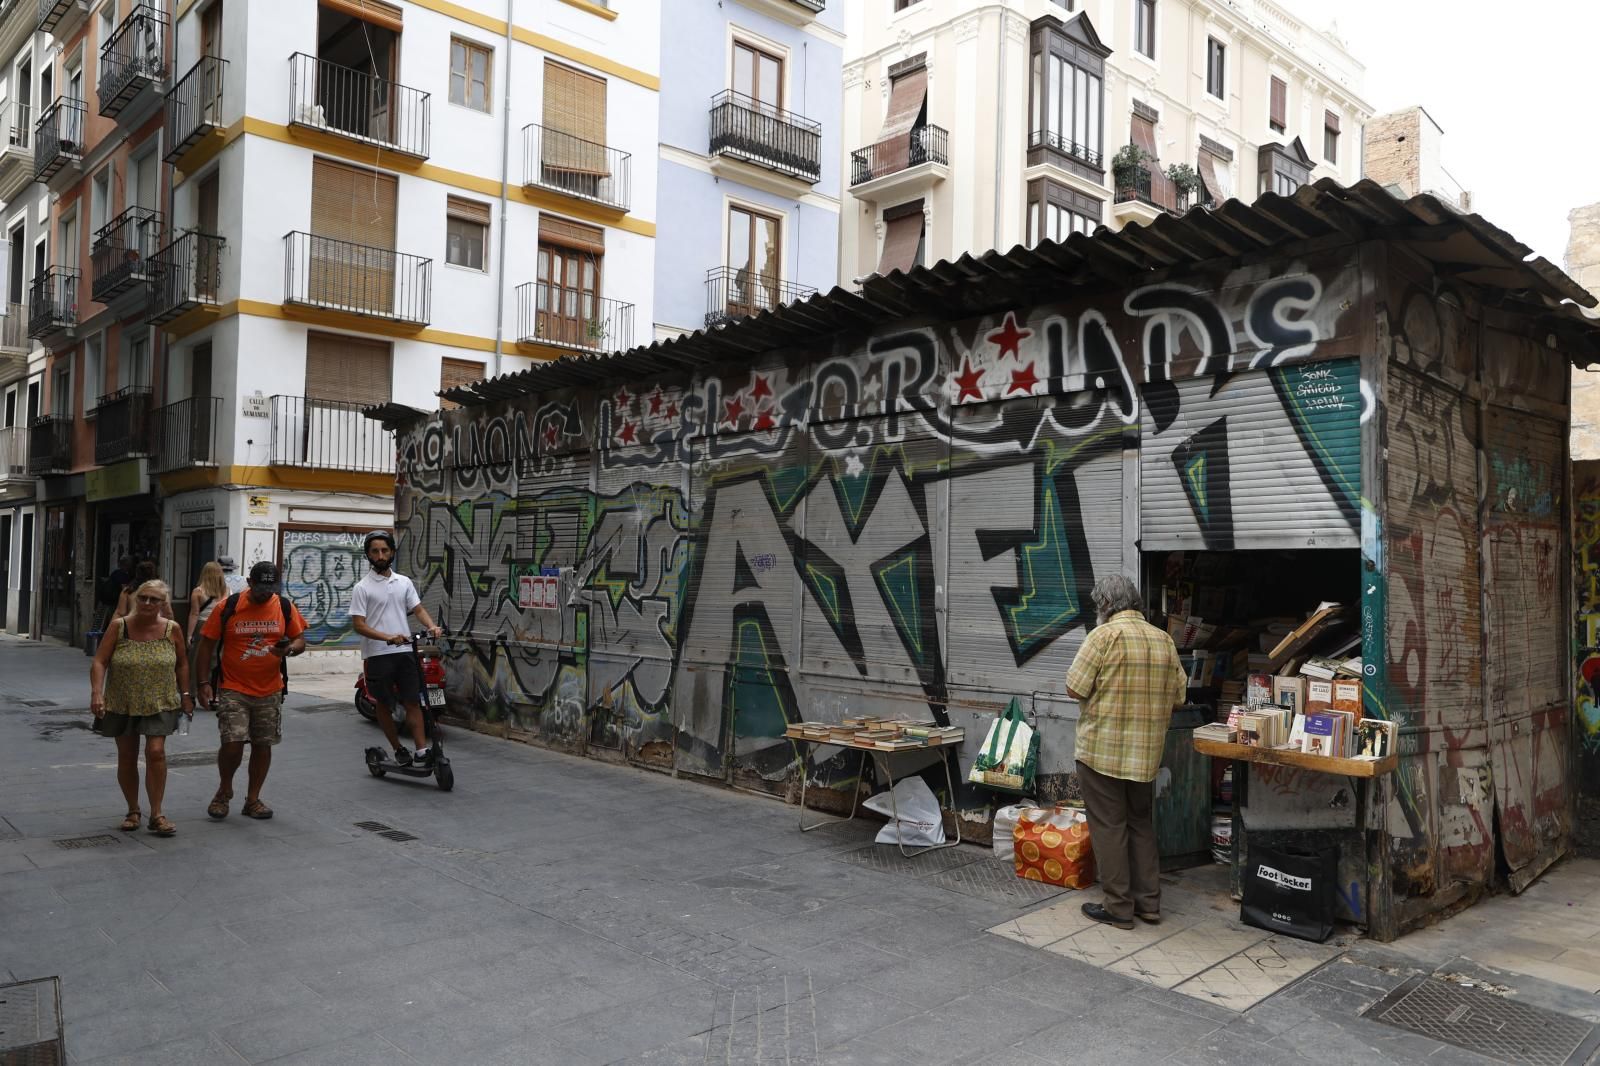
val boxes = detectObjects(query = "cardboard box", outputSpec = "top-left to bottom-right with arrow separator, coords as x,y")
1274,675 -> 1307,714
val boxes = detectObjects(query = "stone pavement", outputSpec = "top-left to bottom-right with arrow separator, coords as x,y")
0,634 -> 1595,1065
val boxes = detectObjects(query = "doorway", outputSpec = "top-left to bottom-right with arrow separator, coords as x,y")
41,505 -> 72,638
0,512 -> 10,626
18,510 -> 32,633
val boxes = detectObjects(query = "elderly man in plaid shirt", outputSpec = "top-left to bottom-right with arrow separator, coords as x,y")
1066,574 -> 1188,930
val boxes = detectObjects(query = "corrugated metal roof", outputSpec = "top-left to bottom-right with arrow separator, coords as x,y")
417,178 -> 1600,413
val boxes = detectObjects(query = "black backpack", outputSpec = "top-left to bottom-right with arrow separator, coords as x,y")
212,592 -> 294,696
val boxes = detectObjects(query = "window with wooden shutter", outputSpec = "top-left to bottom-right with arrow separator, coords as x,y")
438,357 -> 484,409
449,37 -> 492,112
536,216 -> 604,348
310,158 -> 398,311
320,0 -> 403,32
445,196 -> 490,270
1323,110 -> 1340,164
1269,76 -> 1286,132
305,331 -> 391,406
542,60 -> 606,177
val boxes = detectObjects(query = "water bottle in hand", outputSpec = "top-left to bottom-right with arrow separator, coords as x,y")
179,712 -> 191,736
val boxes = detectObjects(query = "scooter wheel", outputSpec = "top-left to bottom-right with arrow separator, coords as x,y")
368,763 -> 386,778
435,763 -> 454,791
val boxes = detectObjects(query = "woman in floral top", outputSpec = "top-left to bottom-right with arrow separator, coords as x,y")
89,579 -> 194,836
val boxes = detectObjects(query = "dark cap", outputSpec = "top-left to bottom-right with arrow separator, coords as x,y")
248,561 -> 280,585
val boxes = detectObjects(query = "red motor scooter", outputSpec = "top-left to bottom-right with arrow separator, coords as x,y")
358,630 -> 453,791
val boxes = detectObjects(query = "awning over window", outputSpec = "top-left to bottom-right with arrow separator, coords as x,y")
878,66 -> 928,143
1325,110 -> 1340,133
1131,114 -> 1158,157
1198,149 -> 1232,203
877,209 -> 924,276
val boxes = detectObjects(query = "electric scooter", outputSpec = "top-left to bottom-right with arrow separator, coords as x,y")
362,629 -> 454,791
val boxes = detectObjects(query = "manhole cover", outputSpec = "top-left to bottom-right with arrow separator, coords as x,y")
52,835 -> 119,850
922,860 -> 1068,906
378,830 -> 418,843
354,821 -> 393,833
831,843 -> 980,876
0,976 -> 64,1064
1367,976 -> 1600,1065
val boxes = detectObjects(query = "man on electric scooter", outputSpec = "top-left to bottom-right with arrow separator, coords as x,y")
349,530 -> 442,767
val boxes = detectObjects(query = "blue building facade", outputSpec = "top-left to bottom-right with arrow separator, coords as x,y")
655,1 -> 843,339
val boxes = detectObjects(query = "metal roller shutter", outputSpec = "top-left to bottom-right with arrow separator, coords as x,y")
1140,359 -> 1361,550
591,443 -> 685,663
514,450 -> 591,649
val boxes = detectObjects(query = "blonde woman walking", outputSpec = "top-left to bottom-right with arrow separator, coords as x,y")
89,579 -> 194,836
186,561 -> 228,670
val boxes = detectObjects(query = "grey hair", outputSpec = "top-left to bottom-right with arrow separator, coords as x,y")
1090,574 -> 1142,625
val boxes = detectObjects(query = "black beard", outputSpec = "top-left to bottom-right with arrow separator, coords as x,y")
369,559 -> 392,573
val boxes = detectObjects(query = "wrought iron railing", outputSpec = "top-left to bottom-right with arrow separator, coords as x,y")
5,100 -> 29,150
284,231 -> 431,325
27,267 -> 76,338
1028,129 -> 1102,168
515,281 -> 634,352
164,55 -> 226,164
26,414 -> 71,474
32,96 -> 84,182
521,123 -> 631,211
98,3 -> 167,117
1113,160 -> 1189,213
92,206 -> 163,302
0,301 -> 25,350
268,395 -> 395,474
0,425 -> 28,479
850,124 -> 948,186
289,52 -> 430,159
704,266 -> 816,328
792,0 -> 825,9
92,385 -> 154,464
708,90 -> 822,185
148,232 -> 223,326
153,395 -> 219,471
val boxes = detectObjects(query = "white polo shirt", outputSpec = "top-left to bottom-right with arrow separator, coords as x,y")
348,570 -> 421,660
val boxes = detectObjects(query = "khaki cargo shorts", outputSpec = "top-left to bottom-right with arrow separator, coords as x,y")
216,689 -> 283,746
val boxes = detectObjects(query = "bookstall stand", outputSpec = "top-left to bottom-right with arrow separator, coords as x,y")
786,727 -> 964,858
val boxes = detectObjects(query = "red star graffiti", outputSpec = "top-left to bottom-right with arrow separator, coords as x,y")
724,394 -> 745,426
750,374 -> 773,402
543,424 -> 559,449
648,390 -> 663,415
618,421 -> 637,445
665,402 -> 679,420
752,407 -> 776,432
987,312 -> 1032,361
1007,362 -> 1041,396
953,357 -> 984,402
614,386 -> 631,412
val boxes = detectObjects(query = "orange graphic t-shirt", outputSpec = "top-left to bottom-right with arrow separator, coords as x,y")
201,594 -> 309,697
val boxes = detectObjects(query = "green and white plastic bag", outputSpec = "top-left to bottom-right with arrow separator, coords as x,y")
968,697 -> 1039,794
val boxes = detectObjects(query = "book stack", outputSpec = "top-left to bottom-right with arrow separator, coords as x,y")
1236,706 -> 1293,748
793,722 -> 832,741
1300,709 -> 1357,757
1195,721 -> 1236,743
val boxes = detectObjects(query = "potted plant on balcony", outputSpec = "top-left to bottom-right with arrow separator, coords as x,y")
1112,144 -> 1152,197
584,318 -> 609,344
1166,162 -> 1200,210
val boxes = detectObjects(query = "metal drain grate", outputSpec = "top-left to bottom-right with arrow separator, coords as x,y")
831,843 -> 980,876
922,860 -> 1069,906
377,830 -> 418,843
0,976 -> 64,1064
1367,977 -> 1600,1066
354,821 -> 393,833
52,835 -> 119,850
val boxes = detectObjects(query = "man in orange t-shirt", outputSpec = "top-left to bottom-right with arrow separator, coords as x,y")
194,561 -> 308,821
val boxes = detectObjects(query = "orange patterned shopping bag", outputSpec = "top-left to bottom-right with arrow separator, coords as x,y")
1013,804 -> 1096,889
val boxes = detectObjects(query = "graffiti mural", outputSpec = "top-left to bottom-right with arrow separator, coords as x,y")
1576,462 -> 1600,789
280,527 -> 367,647
390,256 -> 1369,808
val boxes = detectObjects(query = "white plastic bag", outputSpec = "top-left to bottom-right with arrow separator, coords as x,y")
992,804 -> 1031,862
863,776 -> 946,847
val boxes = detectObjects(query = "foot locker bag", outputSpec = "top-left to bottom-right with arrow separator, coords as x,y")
1240,842 -> 1337,942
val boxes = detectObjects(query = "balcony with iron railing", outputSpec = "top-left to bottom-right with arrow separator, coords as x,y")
26,414 -> 71,475
283,231 -> 431,326
92,385 -> 154,465
1027,129 -> 1103,172
164,55 -> 227,167
38,0 -> 87,37
92,206 -> 164,304
515,281 -> 634,353
708,90 -> 822,186
0,302 -> 26,355
521,123 -> 631,211
98,4 -> 168,119
0,100 -> 30,203
289,52 -> 430,159
153,395 -> 220,472
0,424 -> 30,487
849,125 -> 949,200
268,395 -> 395,474
1112,160 -> 1189,216
32,96 -> 85,184
27,267 -> 76,342
148,231 -> 223,327
704,266 -> 816,328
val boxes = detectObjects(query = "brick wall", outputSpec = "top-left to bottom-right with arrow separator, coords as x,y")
1568,202 -> 1600,459
1361,108 -> 1422,196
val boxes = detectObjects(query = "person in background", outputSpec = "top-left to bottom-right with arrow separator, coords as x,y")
195,561 -> 308,821
186,561 -> 229,668
218,555 -> 248,597
89,579 -> 193,837
349,530 -> 442,767
100,555 -> 133,630
116,560 -> 172,622
1065,574 -> 1187,931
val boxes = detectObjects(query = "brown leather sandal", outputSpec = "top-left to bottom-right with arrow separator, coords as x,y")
120,810 -> 141,832
147,814 -> 177,837
241,799 -> 273,820
207,789 -> 231,820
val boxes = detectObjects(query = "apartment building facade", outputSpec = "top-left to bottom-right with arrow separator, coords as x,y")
841,0 -> 1372,280
654,0 -> 843,340
0,0 -> 49,636
21,0 -> 659,647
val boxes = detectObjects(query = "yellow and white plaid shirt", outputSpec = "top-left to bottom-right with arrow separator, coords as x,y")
1066,610 -> 1187,782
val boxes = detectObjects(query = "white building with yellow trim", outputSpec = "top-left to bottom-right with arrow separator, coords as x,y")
152,0 -> 657,650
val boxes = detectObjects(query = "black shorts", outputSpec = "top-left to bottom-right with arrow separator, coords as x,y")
365,652 -> 423,707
